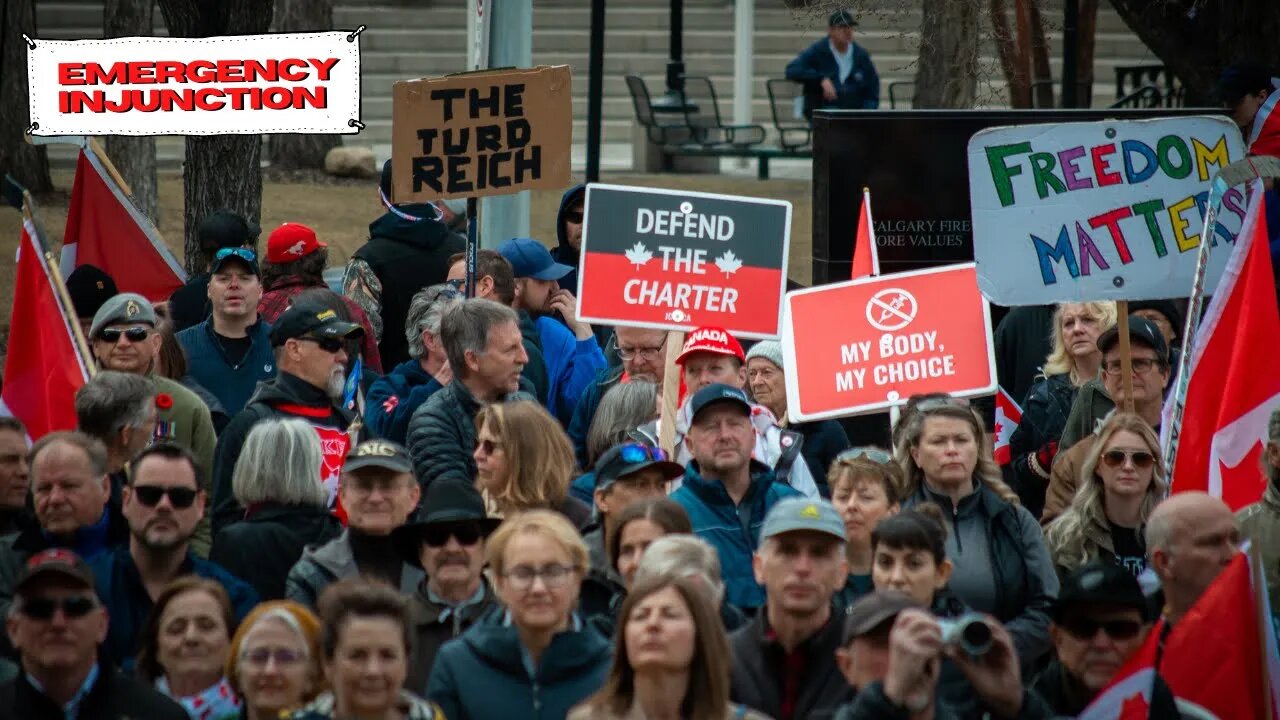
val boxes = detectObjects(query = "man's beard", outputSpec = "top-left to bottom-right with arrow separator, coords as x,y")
326,366 -> 347,400
133,521 -> 188,553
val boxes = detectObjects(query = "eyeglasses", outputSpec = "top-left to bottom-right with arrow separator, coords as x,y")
1101,449 -> 1156,470
837,446 -> 893,464
475,438 -> 503,455
617,443 -> 669,464
241,647 -> 304,667
423,522 -> 484,548
19,595 -> 97,620
99,326 -> 150,344
215,247 -> 257,263
617,341 -> 666,361
301,336 -> 346,354
564,210 -> 584,224
1060,617 -> 1142,641
502,563 -> 578,591
1102,358 -> 1160,375
133,485 -> 200,509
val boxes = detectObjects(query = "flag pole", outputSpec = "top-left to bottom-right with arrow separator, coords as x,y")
86,137 -> 133,197
22,197 -> 97,378
1249,542 -> 1275,720
658,330 -> 686,456
1115,299 -> 1134,414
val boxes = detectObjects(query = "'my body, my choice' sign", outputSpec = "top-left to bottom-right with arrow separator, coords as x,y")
969,116 -> 1247,304
577,184 -> 791,339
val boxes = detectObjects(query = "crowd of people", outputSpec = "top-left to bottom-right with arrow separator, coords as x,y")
0,62 -> 1278,718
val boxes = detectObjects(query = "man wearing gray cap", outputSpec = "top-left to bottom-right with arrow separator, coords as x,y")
729,496 -> 851,720
88,293 -> 217,554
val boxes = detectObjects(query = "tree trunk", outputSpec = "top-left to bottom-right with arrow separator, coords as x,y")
156,0 -> 273,274
1075,0 -> 1098,107
104,0 -> 157,223
266,0 -> 340,170
912,0 -> 979,109
0,0 -> 52,194
1023,0 -> 1054,108
990,0 -> 1031,108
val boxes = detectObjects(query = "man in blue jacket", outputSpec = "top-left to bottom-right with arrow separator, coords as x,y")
785,9 -> 880,118
671,384 -> 800,611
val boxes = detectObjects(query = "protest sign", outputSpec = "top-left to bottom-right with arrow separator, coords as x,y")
26,32 -> 361,136
576,183 -> 791,339
968,115 -> 1247,305
782,263 -> 995,421
391,65 -> 572,202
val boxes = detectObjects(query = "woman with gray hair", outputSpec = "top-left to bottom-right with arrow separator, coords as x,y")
570,380 -> 659,504
211,418 -> 341,600
633,535 -> 748,632
365,283 -> 462,444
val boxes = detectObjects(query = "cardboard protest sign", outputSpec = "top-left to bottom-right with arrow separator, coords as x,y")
782,263 -> 995,421
26,33 -> 361,136
968,115 -> 1247,304
576,183 -> 791,339
391,65 -> 572,202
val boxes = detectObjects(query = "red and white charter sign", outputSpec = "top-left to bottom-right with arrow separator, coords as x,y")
782,263 -> 996,421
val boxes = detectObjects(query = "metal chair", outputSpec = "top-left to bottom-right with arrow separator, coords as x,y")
679,75 -> 767,148
766,78 -> 812,150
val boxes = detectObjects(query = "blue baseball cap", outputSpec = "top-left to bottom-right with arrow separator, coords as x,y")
497,238 -> 573,281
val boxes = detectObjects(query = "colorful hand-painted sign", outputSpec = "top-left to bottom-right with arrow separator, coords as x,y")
576,183 -> 791,339
782,263 -> 995,421
968,116 -> 1248,304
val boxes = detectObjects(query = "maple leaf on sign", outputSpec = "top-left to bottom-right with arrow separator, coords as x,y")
714,249 -> 743,276
625,242 -> 653,267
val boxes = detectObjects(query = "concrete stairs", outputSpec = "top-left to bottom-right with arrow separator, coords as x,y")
33,0 -> 1161,170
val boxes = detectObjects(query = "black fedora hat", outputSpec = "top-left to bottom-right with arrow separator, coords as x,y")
393,481 -> 502,568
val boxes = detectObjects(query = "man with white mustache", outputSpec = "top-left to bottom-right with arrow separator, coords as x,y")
211,302 -> 367,532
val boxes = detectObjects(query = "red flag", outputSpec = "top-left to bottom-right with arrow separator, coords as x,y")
1247,77 -> 1280,157
992,386 -> 1022,465
1,217 -> 91,439
61,147 -> 184,303
851,187 -> 879,279
1170,187 -> 1280,509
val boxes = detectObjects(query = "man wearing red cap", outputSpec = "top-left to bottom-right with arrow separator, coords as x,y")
257,222 -> 383,373
648,326 -> 819,498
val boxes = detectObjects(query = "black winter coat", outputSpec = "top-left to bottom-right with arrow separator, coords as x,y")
405,579 -> 499,695
1008,373 -> 1079,518
517,310 -> 551,406
0,661 -> 188,720
1031,660 -> 1180,718
729,608 -> 852,720
406,381 -> 530,490
211,503 -> 343,600
791,418 -> 850,496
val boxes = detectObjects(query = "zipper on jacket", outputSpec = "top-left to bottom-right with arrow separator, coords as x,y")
951,501 -> 963,553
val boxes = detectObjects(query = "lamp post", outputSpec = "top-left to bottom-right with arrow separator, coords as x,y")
650,0 -> 686,110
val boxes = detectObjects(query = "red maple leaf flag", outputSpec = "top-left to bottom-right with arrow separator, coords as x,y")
993,386 -> 1022,465
1,217 -> 91,439
60,146 -> 185,303
851,187 -> 880,279
1170,185 -> 1280,509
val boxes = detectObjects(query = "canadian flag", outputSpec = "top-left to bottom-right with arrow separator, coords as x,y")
1,217 -> 91,439
851,187 -> 880,279
60,145 -> 185,303
992,386 -> 1022,465
1247,77 -> 1280,157
1169,184 -> 1280,509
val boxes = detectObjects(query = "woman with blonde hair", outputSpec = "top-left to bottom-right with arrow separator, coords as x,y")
569,575 -> 769,720
1009,301 -> 1117,516
1045,413 -> 1166,579
896,398 -> 1058,666
474,400 -> 593,529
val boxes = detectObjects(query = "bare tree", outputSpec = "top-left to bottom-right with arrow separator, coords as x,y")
103,0 -> 157,222
0,0 -> 52,194
156,0 -> 273,274
913,0 -> 979,108
989,0 -> 1055,108
267,0 -> 341,170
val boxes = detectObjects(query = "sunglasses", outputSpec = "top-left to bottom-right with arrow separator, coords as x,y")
133,485 -> 199,509
20,595 -> 97,620
99,326 -> 150,344
1101,450 -> 1156,470
1060,617 -> 1143,641
302,336 -> 346,354
215,247 -> 257,263
617,443 -> 669,464
837,446 -> 893,464
475,438 -> 502,455
564,210 -> 584,224
423,522 -> 484,548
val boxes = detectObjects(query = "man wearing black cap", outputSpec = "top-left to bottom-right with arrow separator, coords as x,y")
168,210 -> 260,332
177,247 -> 276,417
1043,315 -> 1171,523
398,481 -> 501,690
64,264 -> 117,341
211,303 -> 367,532
670,383 -> 802,611
785,8 -> 880,118
344,160 -> 466,367
286,439 -> 423,607
0,548 -> 187,719
1032,560 -> 1177,716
